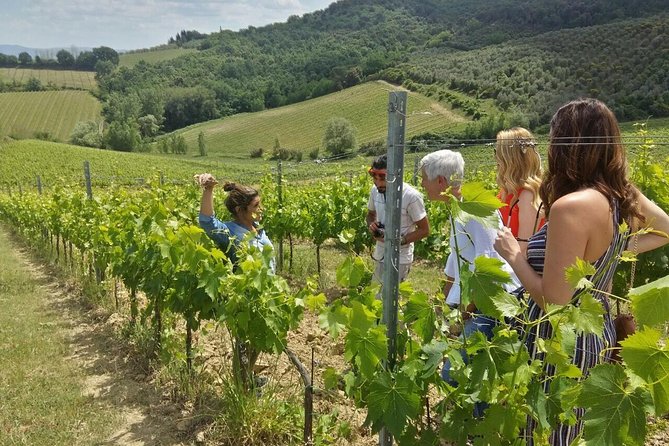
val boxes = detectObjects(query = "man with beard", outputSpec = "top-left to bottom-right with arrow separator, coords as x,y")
366,154 -> 429,285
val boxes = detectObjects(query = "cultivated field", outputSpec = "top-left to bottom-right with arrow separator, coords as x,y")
0,90 -> 101,142
119,47 -> 198,67
0,137 -> 504,191
168,81 -> 471,159
0,67 -> 97,90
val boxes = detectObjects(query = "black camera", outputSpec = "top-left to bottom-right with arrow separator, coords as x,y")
373,222 -> 385,237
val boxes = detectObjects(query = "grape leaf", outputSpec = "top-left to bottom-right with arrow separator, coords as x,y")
403,291 -> 436,343
366,371 -> 421,438
472,403 -> 526,441
565,257 -> 597,290
628,275 -> 669,327
459,182 -> 504,218
419,339 -> 449,378
338,255 -> 368,288
566,292 -> 604,336
318,304 -> 348,339
345,303 -> 387,377
469,256 -> 520,319
304,293 -> 326,311
620,328 -> 669,413
526,380 -> 551,431
322,367 -> 339,391
578,364 -> 652,446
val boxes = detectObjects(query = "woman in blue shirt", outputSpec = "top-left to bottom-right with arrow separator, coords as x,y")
196,173 -> 275,272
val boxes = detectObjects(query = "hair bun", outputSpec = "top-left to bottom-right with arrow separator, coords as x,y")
222,182 -> 236,192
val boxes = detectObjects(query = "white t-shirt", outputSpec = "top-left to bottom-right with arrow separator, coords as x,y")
368,182 -> 427,265
444,212 -> 520,307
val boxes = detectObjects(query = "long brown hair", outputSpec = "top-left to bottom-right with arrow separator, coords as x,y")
539,98 -> 641,222
223,182 -> 259,217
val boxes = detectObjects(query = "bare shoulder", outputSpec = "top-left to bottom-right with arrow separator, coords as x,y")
517,188 -> 536,204
550,189 -> 610,223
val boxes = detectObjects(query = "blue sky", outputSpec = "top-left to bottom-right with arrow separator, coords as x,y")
1,0 -> 335,51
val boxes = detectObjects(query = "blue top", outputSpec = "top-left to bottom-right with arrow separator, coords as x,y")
198,213 -> 275,272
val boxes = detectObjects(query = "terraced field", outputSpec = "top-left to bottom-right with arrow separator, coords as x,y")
0,68 -> 97,90
0,90 -> 101,141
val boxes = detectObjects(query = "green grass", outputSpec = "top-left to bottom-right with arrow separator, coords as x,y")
0,90 -> 102,142
0,228 -> 118,445
119,47 -> 198,68
619,117 -> 669,134
166,81 -> 471,159
0,68 -> 97,91
0,139 -> 386,189
0,139 -> 226,188
0,137 -> 490,193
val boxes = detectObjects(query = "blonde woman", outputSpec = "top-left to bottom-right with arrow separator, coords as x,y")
495,127 -> 545,256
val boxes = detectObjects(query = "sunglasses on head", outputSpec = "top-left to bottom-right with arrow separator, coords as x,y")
368,169 -> 386,180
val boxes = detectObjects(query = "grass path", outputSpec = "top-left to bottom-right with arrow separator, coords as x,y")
0,227 -> 187,446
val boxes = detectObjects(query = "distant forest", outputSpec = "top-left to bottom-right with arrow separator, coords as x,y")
27,0 -> 667,151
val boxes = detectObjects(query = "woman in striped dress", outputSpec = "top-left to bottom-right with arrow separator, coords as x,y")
494,98 -> 669,444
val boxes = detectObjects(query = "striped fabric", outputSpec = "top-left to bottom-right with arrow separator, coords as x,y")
518,201 -> 628,445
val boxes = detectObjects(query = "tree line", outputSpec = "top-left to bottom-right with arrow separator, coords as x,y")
0,46 -> 120,72
72,0 -> 669,152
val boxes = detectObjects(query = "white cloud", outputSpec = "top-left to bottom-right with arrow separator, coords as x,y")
1,0 -> 333,50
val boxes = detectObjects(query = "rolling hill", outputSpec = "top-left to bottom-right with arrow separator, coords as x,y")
167,81 -> 470,158
94,0 -> 669,142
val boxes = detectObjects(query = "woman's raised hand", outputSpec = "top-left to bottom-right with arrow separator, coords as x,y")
194,173 -> 218,189
494,226 -> 522,262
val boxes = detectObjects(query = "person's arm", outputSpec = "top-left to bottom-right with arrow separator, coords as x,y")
367,210 -> 385,242
367,209 -> 378,233
403,193 -> 429,245
366,190 -> 382,238
197,173 -> 218,217
200,187 -> 215,217
402,216 -> 429,245
196,173 -> 231,249
496,192 -> 602,310
636,192 -> 669,253
516,189 -> 539,256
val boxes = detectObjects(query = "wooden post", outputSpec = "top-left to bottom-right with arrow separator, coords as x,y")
277,160 -> 283,273
36,175 -> 42,194
83,161 -> 93,199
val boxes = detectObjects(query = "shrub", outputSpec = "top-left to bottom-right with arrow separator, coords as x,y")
34,131 -> 56,142
270,147 -> 291,160
24,77 -> 43,92
70,121 -> 103,148
323,117 -> 356,156
250,148 -> 264,158
359,140 -> 385,156
104,121 -> 141,152
198,131 -> 206,156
